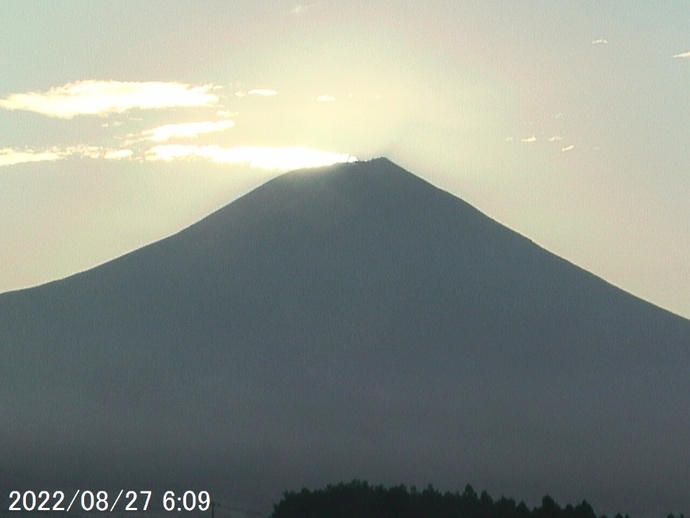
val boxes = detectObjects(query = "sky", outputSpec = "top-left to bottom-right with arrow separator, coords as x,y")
0,0 -> 689,319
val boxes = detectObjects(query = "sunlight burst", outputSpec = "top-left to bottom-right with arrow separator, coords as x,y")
146,145 -> 356,170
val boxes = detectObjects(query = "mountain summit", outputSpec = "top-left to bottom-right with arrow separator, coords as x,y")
2,158 -> 689,516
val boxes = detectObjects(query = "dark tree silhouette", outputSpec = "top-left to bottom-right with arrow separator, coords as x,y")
270,480 -> 666,518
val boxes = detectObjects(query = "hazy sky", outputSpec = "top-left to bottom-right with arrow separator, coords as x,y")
1,1 -> 688,318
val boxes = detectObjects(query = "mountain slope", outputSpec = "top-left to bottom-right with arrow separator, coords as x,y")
1,158 -> 689,516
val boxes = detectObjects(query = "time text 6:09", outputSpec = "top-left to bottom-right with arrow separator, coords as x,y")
7,490 -> 210,512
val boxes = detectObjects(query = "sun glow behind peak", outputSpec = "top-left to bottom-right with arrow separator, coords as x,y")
146,145 -> 356,171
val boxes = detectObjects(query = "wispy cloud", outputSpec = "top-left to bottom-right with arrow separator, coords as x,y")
521,136 -> 537,143
146,144 -> 355,170
0,80 -> 219,119
592,39 -> 608,45
138,120 -> 235,143
672,51 -> 690,59
69,145 -> 134,160
234,89 -> 278,98
248,89 -> 278,96
548,135 -> 563,142
0,148 -> 66,167
102,149 -> 134,160
561,145 -> 575,152
0,145 -> 133,167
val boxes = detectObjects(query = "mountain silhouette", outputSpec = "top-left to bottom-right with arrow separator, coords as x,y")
1,158 -> 689,516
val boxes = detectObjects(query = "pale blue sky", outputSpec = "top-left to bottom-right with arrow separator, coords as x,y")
1,0 -> 689,318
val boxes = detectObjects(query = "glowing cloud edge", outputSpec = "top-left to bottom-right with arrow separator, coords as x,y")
0,80 -> 220,119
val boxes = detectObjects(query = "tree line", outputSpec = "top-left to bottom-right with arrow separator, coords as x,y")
270,480 -> 686,518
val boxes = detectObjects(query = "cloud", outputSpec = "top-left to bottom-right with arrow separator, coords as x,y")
592,39 -> 608,45
548,135 -> 564,142
0,146 -> 134,167
316,95 -> 336,102
521,136 -> 537,143
248,89 -> 278,96
69,145 -> 102,159
103,149 -> 134,160
0,148 -> 66,167
68,146 -> 133,160
146,145 -> 356,170
561,145 -> 575,152
139,120 -> 235,143
672,51 -> 690,59
234,89 -> 278,98
0,80 -> 219,119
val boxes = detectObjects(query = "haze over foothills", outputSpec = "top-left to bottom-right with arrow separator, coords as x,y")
1,1 -> 689,318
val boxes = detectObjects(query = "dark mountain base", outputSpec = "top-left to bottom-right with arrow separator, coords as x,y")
2,158 -> 689,517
